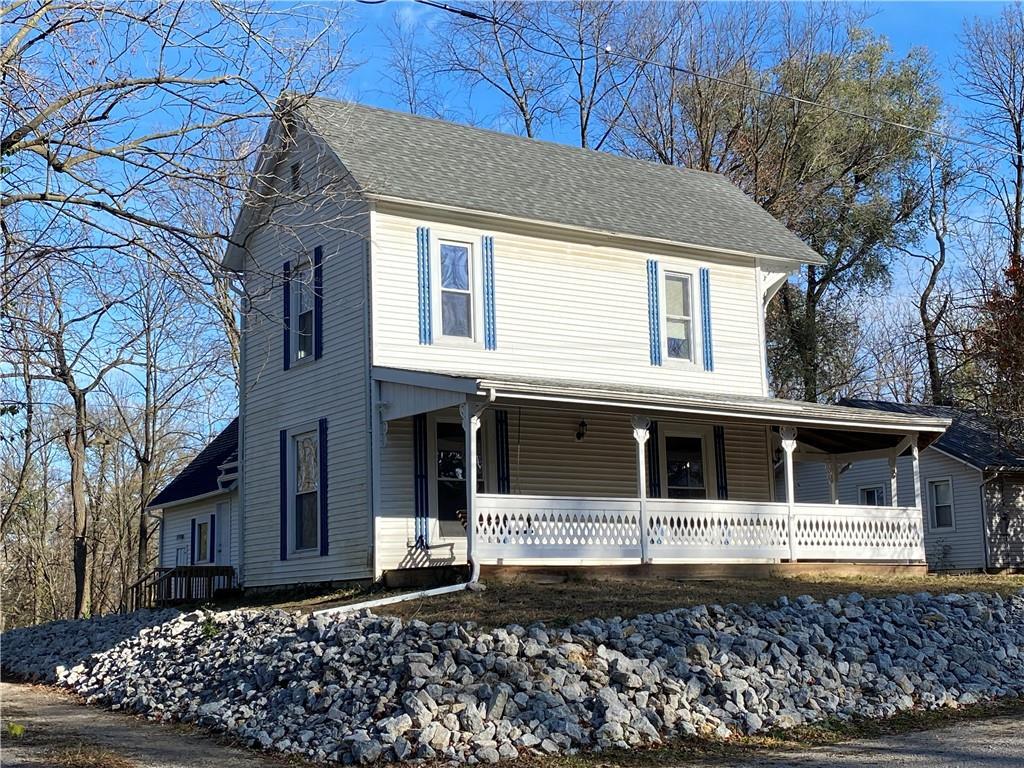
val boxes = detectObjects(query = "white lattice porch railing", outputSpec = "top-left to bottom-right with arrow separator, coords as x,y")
474,495 -> 642,563
791,503 -> 926,562
474,494 -> 926,565
646,499 -> 791,561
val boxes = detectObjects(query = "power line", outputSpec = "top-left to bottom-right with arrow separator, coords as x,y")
404,0 -> 1024,161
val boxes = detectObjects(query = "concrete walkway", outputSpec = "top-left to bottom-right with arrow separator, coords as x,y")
1,680 -> 1022,767
0,682 -> 289,768
728,714 -> 1024,767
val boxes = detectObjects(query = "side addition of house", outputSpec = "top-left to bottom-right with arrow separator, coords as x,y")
797,401 -> 1024,572
150,98 -> 954,595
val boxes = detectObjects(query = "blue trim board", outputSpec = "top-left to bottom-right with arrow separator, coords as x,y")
713,425 -> 728,499
700,267 -> 714,372
282,260 -> 291,370
413,414 -> 430,546
189,518 -> 196,565
313,246 -> 324,360
647,259 -> 662,366
482,235 -> 497,350
647,420 -> 661,497
495,409 -> 511,494
279,429 -> 288,561
318,418 -> 329,556
416,227 -> 432,344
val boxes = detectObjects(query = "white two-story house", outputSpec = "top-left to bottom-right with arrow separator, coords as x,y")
149,98 -> 950,595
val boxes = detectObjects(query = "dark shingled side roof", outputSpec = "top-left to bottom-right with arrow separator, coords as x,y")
150,418 -> 238,508
301,98 -> 824,265
841,400 -> 1024,471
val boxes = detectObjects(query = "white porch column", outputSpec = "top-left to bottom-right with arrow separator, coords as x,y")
631,415 -> 651,564
889,450 -> 899,508
911,441 -> 922,510
461,403 -> 483,577
780,426 -> 798,561
827,456 -> 839,504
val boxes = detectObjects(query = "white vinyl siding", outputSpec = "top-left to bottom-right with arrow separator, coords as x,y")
240,128 -> 371,587
371,203 -> 768,397
796,449 -> 985,571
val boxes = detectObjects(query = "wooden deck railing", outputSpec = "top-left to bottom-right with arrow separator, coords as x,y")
123,565 -> 236,612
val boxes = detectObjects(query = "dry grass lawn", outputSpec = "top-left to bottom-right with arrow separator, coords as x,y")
45,744 -> 137,768
269,572 -> 1024,627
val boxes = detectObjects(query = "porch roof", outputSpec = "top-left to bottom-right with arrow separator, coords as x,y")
372,367 -> 951,450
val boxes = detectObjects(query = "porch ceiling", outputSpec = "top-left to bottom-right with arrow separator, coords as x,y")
372,367 -> 951,449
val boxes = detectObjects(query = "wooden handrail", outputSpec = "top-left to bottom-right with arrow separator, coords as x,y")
122,565 -> 236,612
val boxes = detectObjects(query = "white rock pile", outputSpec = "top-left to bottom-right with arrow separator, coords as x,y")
3,590 -> 1023,764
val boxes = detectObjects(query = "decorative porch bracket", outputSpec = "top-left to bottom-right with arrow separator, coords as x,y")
780,425 -> 798,562
631,415 -> 651,563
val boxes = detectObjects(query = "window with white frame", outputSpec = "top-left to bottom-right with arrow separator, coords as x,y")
292,265 -> 315,361
293,431 -> 319,551
439,241 -> 473,338
928,478 -> 954,529
859,486 -> 884,506
196,520 -> 210,563
664,273 -> 694,361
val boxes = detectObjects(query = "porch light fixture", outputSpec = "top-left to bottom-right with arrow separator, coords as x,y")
575,419 -> 588,441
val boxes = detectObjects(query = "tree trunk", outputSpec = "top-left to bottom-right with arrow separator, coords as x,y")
67,393 -> 91,619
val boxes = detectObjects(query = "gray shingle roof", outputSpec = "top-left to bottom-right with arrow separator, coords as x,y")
150,418 -> 238,508
842,400 -> 1024,471
302,99 -> 824,265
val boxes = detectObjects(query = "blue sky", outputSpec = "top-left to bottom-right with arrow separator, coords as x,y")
341,1 -> 1011,138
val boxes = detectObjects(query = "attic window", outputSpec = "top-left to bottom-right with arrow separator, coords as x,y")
290,162 -> 301,192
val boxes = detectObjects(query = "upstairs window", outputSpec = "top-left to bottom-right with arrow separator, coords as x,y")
294,431 -> 319,551
928,478 -> 954,530
439,241 -> 473,338
292,266 -> 315,361
665,273 -> 694,361
290,161 -> 301,192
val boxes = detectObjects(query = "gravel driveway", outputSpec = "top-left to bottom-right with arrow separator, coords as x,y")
2,680 -> 1022,768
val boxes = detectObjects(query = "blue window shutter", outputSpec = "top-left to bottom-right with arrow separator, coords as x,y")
646,420 -> 661,498
482,235 -> 497,350
413,414 -> 429,546
189,519 -> 196,565
313,246 -> 324,360
318,417 -> 329,556
209,513 -> 216,563
416,227 -> 432,344
700,267 -> 714,372
282,261 -> 291,370
647,259 -> 662,366
713,425 -> 728,499
495,409 -> 510,494
279,429 -> 288,561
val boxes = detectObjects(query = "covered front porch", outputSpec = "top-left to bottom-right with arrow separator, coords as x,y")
372,369 -> 950,574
